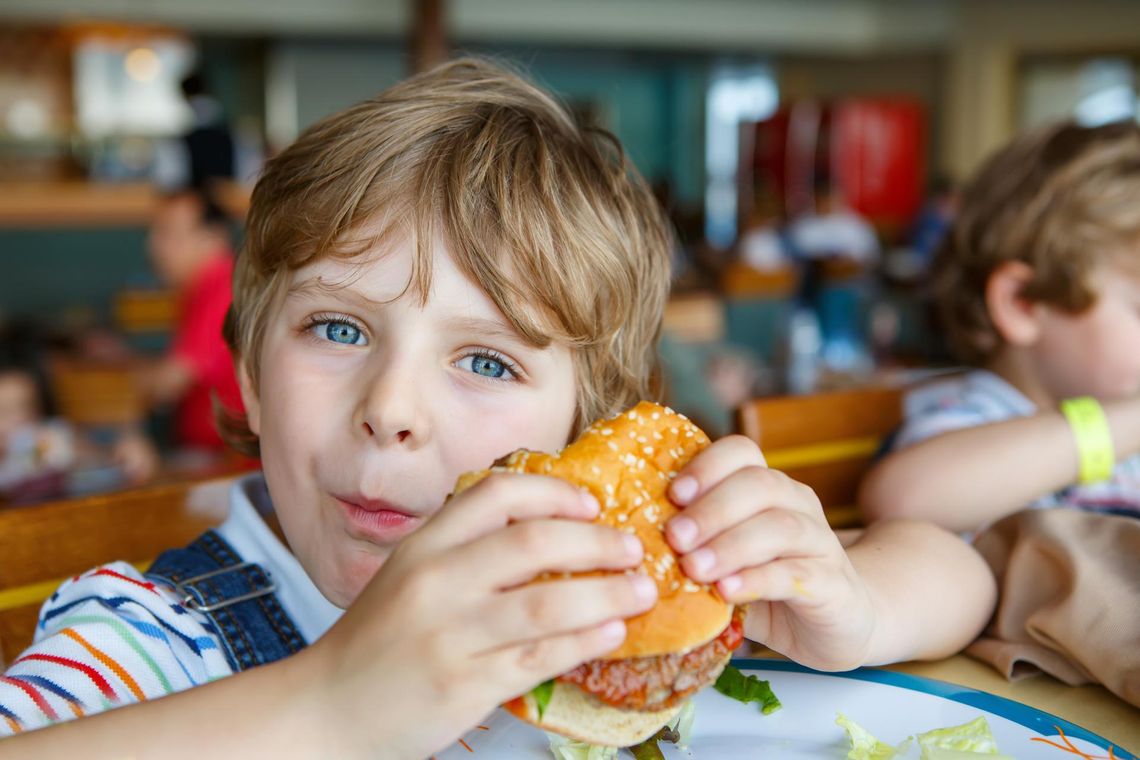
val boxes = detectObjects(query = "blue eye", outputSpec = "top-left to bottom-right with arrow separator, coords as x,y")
457,351 -> 519,381
318,321 -> 365,345
471,354 -> 507,378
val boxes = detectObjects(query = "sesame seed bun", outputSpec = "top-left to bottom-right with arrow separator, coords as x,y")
452,401 -> 731,659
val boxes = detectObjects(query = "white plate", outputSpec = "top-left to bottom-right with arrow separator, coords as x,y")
435,658 -> 1135,759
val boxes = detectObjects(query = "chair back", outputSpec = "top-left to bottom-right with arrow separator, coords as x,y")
49,358 -> 145,427
0,477 -> 233,667
737,386 -> 903,527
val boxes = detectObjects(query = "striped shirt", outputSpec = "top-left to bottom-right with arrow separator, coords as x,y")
0,474 -> 342,736
893,369 -> 1140,518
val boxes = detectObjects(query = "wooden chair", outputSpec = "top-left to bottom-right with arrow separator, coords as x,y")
49,358 -> 145,428
737,386 -> 904,528
0,477 -> 233,667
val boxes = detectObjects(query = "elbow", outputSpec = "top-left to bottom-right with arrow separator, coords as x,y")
858,463 -> 919,523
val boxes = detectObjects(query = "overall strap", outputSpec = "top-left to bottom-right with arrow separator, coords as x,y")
146,530 -> 306,672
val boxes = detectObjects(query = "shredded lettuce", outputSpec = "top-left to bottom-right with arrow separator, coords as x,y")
837,713 -> 1011,760
714,665 -> 782,714
545,732 -> 619,760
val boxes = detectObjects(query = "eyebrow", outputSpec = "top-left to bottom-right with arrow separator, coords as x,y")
286,278 -> 389,309
442,316 -> 541,349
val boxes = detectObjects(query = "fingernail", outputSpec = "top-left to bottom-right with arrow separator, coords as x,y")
670,475 -> 698,504
623,534 -> 643,560
599,619 -> 626,643
668,516 -> 698,551
719,575 -> 742,596
580,490 -> 600,515
632,575 -> 657,603
687,548 -> 715,576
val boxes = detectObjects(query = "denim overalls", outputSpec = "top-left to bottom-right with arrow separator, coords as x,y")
146,530 -> 306,671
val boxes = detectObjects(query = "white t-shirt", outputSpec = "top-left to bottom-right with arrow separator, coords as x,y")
893,370 -> 1140,517
0,473 -> 342,735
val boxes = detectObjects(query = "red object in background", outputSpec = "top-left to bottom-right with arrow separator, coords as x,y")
747,98 -> 926,234
830,99 -> 926,229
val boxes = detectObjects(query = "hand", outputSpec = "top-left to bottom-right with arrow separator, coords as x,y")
664,436 -> 876,671
306,473 -> 658,760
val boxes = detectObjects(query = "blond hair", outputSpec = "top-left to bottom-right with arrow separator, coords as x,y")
935,120 -> 1140,364
220,58 -> 673,456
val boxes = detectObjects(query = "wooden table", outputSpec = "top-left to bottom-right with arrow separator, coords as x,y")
886,655 -> 1138,753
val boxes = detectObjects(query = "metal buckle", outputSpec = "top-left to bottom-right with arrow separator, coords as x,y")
174,562 -> 277,614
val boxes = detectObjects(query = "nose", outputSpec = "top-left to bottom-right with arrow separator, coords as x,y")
355,353 -> 429,449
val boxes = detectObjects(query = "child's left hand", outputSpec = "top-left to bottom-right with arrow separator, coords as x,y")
664,435 -> 876,671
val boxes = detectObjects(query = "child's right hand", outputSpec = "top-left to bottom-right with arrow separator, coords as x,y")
304,473 -> 656,760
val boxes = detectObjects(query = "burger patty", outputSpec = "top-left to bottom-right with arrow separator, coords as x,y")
558,610 -> 745,712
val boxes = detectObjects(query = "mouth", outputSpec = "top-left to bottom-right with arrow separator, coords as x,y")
333,494 -> 425,543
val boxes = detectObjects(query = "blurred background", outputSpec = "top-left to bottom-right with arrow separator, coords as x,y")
1,0 -> 1138,503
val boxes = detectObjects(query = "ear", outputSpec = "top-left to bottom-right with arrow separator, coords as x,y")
236,358 -> 261,436
984,261 -> 1042,347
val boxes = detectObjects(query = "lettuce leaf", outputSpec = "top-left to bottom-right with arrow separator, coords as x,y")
545,732 -> 619,760
532,680 -> 555,720
667,699 -> 697,749
713,665 -> 782,714
917,717 -> 1012,759
836,713 -> 910,759
836,713 -> 1011,760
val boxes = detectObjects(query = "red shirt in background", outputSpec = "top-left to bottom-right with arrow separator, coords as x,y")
169,251 -> 244,449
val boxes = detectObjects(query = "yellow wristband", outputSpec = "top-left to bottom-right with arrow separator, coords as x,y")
1060,397 -> 1115,484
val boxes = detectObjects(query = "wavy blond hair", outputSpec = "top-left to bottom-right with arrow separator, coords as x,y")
219,58 -> 673,456
935,120 -> 1140,364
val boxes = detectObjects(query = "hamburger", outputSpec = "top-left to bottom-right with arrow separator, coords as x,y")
452,401 -> 744,747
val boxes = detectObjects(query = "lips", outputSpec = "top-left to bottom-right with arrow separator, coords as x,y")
334,494 -> 424,543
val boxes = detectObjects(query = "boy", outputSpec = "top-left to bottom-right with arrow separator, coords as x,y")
0,59 -> 994,759
860,121 -> 1140,534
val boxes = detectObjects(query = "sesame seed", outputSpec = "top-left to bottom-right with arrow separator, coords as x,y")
627,411 -> 637,420
591,465 -> 602,476
643,446 -> 654,456
606,441 -> 619,452
651,412 -> 660,420
601,428 -> 613,436
616,512 -> 628,522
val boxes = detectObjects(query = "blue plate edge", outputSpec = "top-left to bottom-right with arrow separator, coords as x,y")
730,657 -> 1137,759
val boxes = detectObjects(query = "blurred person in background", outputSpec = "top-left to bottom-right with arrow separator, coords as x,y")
154,69 -> 236,190
137,186 -> 244,452
788,176 -> 879,265
0,322 -> 157,502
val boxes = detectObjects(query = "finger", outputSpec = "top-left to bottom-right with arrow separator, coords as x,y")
667,435 -> 766,508
467,574 -> 657,655
447,520 -> 645,590
680,508 -> 834,583
716,556 -> 841,605
421,472 -> 599,550
667,465 -> 821,553
478,618 -> 630,700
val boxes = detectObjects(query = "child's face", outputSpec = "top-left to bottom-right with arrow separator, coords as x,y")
1031,266 -> 1140,401
241,237 -> 579,607
0,371 -> 39,445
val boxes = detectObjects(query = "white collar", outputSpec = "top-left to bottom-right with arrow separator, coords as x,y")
215,473 -> 343,644
965,369 -> 1038,416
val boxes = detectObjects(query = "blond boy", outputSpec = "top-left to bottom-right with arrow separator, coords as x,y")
862,121 -> 1140,534
1,60 -> 993,759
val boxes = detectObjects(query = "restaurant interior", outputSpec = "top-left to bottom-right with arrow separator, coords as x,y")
0,0 -> 1137,755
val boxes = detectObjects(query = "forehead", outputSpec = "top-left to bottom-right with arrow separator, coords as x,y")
287,236 -> 508,323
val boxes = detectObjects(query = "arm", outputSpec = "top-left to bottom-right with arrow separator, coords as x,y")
133,355 -> 196,407
838,520 -> 995,665
859,396 -> 1140,533
0,653 -> 327,760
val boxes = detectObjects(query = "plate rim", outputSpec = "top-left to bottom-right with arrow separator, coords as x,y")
731,657 -> 1137,758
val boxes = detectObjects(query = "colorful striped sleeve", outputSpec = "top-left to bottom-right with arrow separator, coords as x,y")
0,561 -> 233,736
